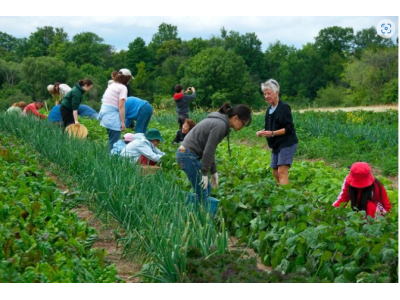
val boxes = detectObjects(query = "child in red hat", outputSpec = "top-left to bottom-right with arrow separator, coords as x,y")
332,162 -> 391,218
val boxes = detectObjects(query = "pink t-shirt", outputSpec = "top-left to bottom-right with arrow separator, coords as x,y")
102,83 -> 128,108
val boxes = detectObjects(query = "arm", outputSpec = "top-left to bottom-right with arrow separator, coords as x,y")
379,185 -> 391,213
137,141 -> 164,162
332,177 -> 351,207
73,110 -> 79,124
201,125 -> 224,175
119,98 -> 126,132
172,130 -> 182,143
29,105 -> 46,119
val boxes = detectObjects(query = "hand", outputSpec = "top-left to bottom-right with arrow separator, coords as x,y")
191,87 -> 195,93
211,173 -> 219,188
200,175 -> 208,190
121,124 -> 126,132
74,120 -> 80,125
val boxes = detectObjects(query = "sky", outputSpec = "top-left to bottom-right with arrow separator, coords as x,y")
0,16 -> 398,51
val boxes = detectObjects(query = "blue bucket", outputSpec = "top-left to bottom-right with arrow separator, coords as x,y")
185,192 -> 219,217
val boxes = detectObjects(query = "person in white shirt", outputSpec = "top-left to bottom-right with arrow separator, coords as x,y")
47,82 -> 72,105
120,129 -> 165,165
98,68 -> 132,151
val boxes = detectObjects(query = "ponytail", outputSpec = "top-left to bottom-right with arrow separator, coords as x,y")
218,102 -> 233,115
218,102 -> 252,127
78,78 -> 93,87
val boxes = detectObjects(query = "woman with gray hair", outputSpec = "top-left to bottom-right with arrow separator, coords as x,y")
256,79 -> 298,185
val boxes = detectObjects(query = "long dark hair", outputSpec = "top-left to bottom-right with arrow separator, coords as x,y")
349,179 -> 383,212
218,102 -> 252,126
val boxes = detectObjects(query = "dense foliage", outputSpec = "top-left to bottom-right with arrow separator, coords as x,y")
0,23 -> 398,112
0,108 -> 397,282
0,133 -> 120,282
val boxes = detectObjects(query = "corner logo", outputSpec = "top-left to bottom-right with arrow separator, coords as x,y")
376,19 -> 396,39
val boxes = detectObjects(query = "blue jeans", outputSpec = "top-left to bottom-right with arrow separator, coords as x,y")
176,148 -> 211,204
134,102 -> 153,134
106,128 -> 121,152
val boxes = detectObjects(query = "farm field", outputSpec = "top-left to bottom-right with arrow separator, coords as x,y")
0,109 -> 398,283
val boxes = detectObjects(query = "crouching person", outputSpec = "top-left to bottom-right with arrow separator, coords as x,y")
332,162 -> 391,219
111,133 -> 138,155
120,129 -> 165,165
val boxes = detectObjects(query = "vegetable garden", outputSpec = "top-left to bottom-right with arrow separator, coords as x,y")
0,108 -> 398,283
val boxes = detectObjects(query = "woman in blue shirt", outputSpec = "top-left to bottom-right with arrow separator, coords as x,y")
125,96 -> 153,134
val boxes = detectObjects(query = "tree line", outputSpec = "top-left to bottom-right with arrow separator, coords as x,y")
0,23 -> 398,111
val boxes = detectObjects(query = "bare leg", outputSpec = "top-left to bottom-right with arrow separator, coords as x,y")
277,165 -> 290,185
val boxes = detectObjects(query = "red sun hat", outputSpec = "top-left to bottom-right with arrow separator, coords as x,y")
346,162 -> 375,188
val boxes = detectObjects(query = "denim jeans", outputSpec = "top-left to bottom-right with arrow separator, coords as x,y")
176,148 -> 211,204
135,102 -> 153,134
106,128 -> 121,152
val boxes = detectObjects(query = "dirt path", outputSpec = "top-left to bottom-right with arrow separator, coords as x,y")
44,169 -> 140,282
296,104 -> 398,113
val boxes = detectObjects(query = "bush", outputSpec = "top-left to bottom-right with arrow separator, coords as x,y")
153,93 -> 175,110
314,84 -> 348,107
0,86 -> 32,111
382,78 -> 398,104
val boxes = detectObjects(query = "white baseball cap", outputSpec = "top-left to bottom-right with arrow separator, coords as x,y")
47,84 -> 55,92
119,68 -> 132,76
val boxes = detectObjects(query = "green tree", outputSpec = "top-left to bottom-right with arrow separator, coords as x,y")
223,30 -> 265,78
354,27 -> 395,58
26,26 -> 68,57
20,56 -> 66,100
0,31 -> 21,61
314,26 -> 354,84
126,37 -> 150,74
0,59 -> 21,87
344,47 -> 398,105
181,47 -> 261,108
132,61 -> 152,100
58,32 -> 113,67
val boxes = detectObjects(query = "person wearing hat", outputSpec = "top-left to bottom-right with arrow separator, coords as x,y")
332,162 -> 391,218
47,83 -> 71,105
60,79 -> 93,128
23,100 -> 47,119
120,129 -> 165,165
110,132 -> 144,155
256,79 -> 298,185
176,102 -> 252,205
124,96 -> 153,134
98,68 -> 133,151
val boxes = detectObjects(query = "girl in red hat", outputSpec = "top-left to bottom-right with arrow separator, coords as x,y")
332,162 -> 391,218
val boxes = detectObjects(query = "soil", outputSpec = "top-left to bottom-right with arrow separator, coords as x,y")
228,236 -> 272,272
296,104 -> 398,113
44,169 -> 140,283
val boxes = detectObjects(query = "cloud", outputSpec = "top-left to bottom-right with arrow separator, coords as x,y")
0,16 -> 397,51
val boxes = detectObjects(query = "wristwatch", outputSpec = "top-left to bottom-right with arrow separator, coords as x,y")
271,131 -> 274,137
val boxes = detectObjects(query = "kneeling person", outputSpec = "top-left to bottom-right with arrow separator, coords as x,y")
120,129 -> 165,165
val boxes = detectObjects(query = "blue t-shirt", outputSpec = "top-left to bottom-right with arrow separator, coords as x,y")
125,96 -> 148,122
48,104 -> 98,122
